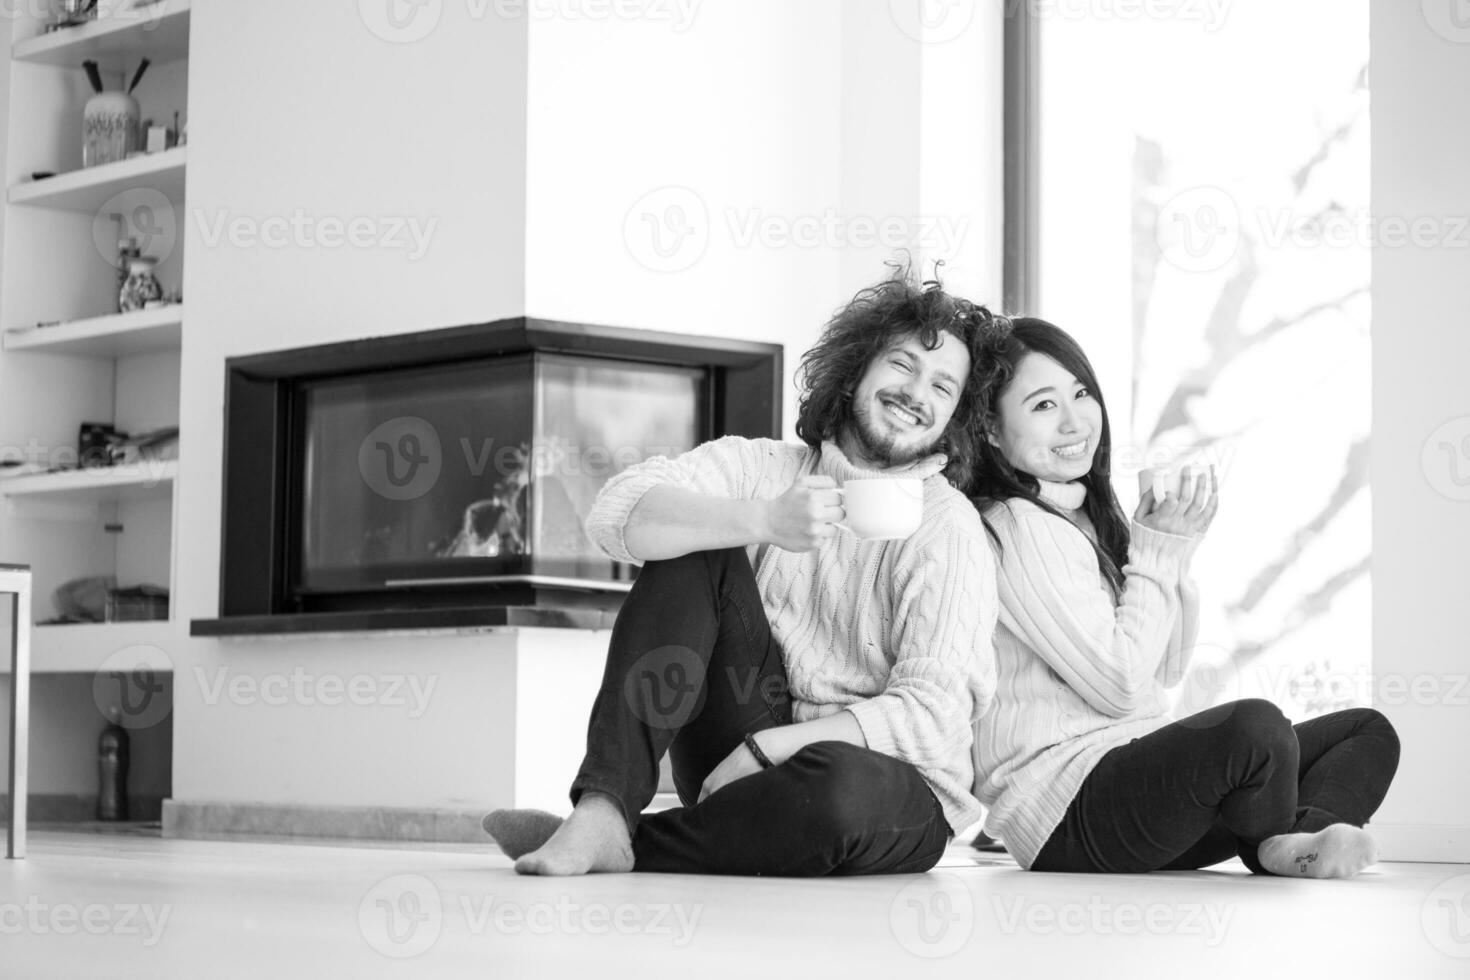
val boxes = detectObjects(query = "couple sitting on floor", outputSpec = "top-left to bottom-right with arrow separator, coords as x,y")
483,267 -> 1400,879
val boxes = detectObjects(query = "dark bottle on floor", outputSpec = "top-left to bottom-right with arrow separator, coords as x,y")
98,708 -> 130,821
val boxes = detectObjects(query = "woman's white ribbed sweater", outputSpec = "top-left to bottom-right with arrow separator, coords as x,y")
972,482 -> 1200,868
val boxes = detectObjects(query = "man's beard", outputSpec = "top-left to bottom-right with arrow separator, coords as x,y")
846,395 -> 946,469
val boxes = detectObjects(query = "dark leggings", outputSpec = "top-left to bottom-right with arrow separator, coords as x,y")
570,547 -> 952,877
1032,699 -> 1401,874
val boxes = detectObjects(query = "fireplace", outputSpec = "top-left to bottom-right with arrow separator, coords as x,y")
191,318 -> 782,636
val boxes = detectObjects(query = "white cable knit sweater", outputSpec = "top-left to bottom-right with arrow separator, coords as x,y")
585,436 -> 998,834
972,481 -> 1201,868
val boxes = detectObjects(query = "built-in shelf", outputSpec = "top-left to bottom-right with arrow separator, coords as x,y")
8,147 -> 186,212
1,460 -> 177,503
3,306 -> 182,356
12,1 -> 191,73
0,620 -> 176,675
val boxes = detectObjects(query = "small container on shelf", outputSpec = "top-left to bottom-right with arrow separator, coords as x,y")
105,586 -> 169,623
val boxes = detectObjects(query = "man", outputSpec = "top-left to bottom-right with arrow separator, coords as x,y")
484,268 -> 1005,876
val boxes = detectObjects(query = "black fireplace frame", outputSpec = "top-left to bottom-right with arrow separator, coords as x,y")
190,317 -> 782,637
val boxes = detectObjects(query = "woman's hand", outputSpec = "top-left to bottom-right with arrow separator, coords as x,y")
1134,466 -> 1218,538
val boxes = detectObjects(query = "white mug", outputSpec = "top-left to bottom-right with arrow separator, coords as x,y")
835,478 -> 924,540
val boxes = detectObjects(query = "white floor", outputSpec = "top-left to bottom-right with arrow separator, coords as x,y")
3,829 -> 1468,979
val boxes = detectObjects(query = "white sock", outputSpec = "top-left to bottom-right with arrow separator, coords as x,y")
1257,824 -> 1379,878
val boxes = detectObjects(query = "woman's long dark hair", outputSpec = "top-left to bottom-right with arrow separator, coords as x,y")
970,317 -> 1131,594
795,261 -> 1010,494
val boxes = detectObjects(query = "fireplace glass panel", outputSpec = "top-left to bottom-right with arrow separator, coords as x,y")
296,353 -> 705,593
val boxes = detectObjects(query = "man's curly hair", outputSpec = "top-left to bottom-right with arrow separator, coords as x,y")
794,262 -> 1011,494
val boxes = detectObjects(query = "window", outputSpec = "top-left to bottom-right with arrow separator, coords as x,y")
1009,3 -> 1372,716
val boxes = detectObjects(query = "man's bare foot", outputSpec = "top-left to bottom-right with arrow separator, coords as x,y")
513,792 -> 634,876
481,809 -> 563,859
1257,824 -> 1380,878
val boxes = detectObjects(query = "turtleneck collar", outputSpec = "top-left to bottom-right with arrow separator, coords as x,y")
819,440 -> 948,482
1037,478 -> 1087,511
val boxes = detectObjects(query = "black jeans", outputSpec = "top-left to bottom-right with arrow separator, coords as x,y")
1032,698 -> 1401,874
570,548 -> 952,876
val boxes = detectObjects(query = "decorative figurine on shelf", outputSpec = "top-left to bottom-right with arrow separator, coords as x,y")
47,0 -> 98,33
119,255 -> 163,312
97,707 -> 130,822
114,234 -> 139,311
81,58 -> 149,168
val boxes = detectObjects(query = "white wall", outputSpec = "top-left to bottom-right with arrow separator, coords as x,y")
1368,0 -> 1470,861
522,0 -> 845,440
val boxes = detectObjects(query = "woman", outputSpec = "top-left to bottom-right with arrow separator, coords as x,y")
969,317 -> 1399,875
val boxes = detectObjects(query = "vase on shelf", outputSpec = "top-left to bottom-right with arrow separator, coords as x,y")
83,91 -> 140,168
119,256 -> 163,313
